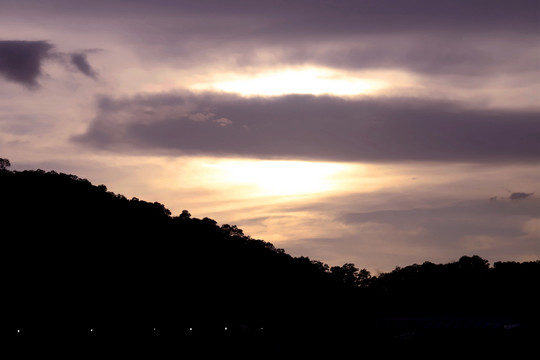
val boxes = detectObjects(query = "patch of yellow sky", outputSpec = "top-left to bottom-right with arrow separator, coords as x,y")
204,160 -> 347,197
190,66 -> 389,96
142,156 -> 420,216
133,65 -> 417,97
139,156 -> 428,248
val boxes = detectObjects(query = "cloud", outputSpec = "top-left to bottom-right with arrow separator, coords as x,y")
74,92 -> 540,163
287,35 -> 540,77
87,0 -> 538,81
0,40 -> 53,88
522,218 -> 540,238
510,192 -> 534,200
35,0 -> 537,36
70,52 -> 98,79
0,40 -> 100,88
213,117 -> 232,127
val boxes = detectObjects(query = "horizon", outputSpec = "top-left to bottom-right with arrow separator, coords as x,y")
1,0 -> 539,272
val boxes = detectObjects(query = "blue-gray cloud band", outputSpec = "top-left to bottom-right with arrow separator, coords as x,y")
74,92 -> 540,163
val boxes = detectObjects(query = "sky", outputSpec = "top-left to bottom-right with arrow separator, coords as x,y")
1,0 -> 539,272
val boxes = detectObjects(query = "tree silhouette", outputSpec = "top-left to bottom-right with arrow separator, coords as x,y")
331,263 -> 361,287
0,157 -> 10,171
178,209 -> 191,219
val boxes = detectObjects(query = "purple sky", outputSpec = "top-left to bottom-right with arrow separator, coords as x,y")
1,0 -> 539,271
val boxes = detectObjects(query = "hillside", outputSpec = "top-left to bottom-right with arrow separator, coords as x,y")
1,168 -> 342,323
1,163 -> 539,355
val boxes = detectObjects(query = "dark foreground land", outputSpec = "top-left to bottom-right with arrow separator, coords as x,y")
1,166 -> 539,357
7,320 -> 537,358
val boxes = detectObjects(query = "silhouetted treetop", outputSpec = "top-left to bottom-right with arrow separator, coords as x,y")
0,157 -> 10,171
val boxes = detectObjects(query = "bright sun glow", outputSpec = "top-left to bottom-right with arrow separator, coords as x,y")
192,67 -> 386,96
205,160 -> 349,197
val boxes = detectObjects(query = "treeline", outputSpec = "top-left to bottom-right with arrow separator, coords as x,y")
1,162 -> 539,341
364,255 -> 540,319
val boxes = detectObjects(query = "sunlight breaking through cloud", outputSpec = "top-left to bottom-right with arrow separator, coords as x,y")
191,67 -> 387,96
204,159 -> 350,197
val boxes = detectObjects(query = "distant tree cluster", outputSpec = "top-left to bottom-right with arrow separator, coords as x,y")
364,255 -> 540,318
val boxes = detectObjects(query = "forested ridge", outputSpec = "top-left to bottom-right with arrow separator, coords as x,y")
1,160 -> 538,354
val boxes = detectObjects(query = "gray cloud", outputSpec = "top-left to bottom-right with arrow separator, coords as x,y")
0,40 -> 53,88
70,52 -> 98,79
286,36 -> 539,77
510,192 -> 534,200
11,0 -> 537,34
74,92 -> 540,163
0,40 -> 99,87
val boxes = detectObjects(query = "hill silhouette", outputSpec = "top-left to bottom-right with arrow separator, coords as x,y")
1,161 -> 539,356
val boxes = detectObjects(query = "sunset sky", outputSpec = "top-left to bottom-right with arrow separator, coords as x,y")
1,0 -> 539,272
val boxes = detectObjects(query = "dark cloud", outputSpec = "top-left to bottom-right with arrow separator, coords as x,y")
9,0 -> 538,34
289,36 -> 539,77
70,53 -> 98,79
0,40 -> 53,88
74,92 -> 540,163
113,0 -> 538,79
122,4 -> 539,79
0,40 -> 100,87
130,34 -> 538,81
510,192 -> 534,200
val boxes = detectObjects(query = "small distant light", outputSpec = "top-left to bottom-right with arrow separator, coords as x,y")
224,327 -> 228,331
153,328 -> 156,331
260,327 -> 264,330
17,329 -> 20,333
90,328 -> 93,332
189,327 -> 193,331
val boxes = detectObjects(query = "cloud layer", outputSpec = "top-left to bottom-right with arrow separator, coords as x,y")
3,1 -> 539,82
75,92 -> 540,163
